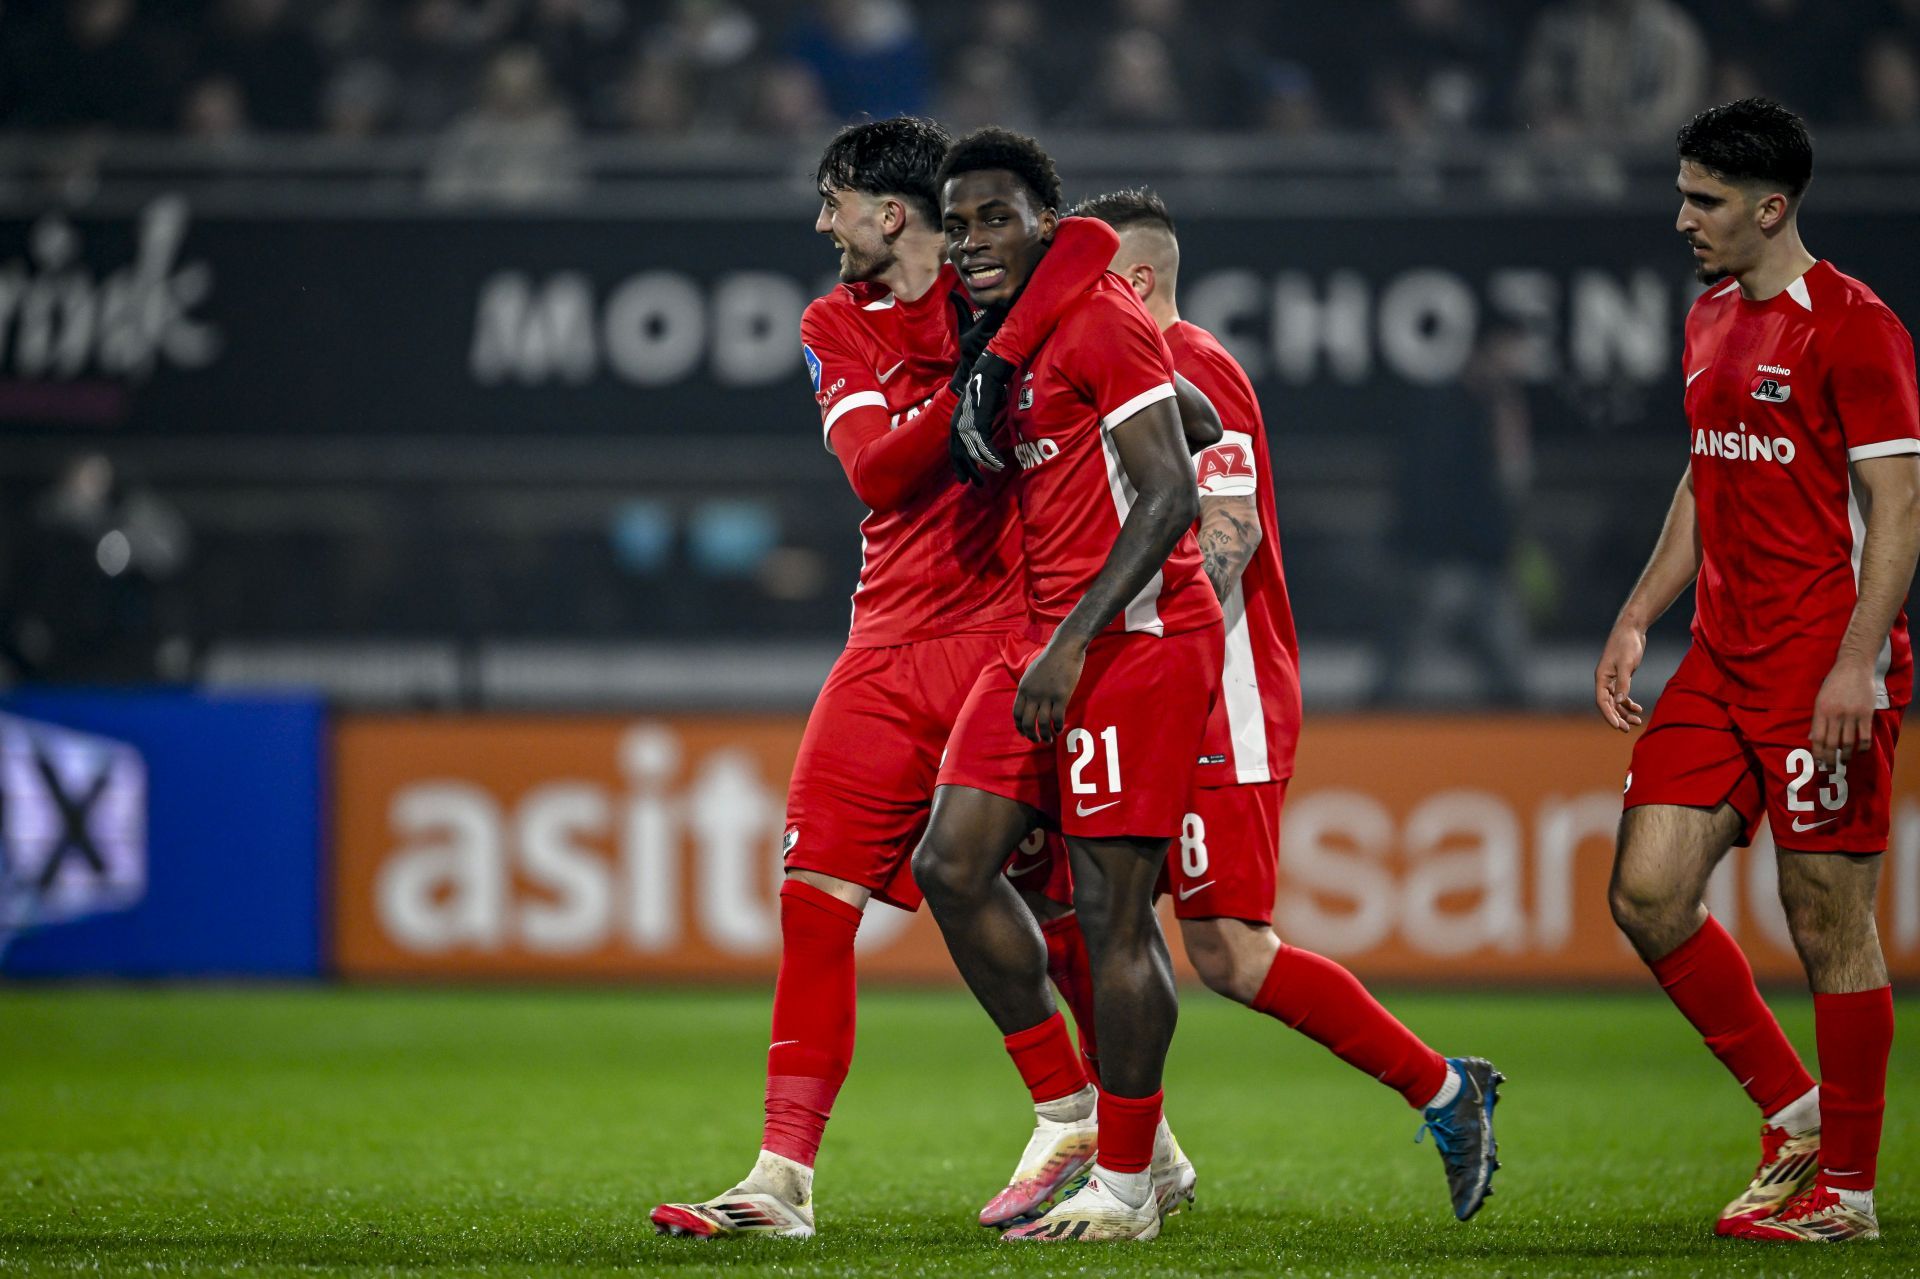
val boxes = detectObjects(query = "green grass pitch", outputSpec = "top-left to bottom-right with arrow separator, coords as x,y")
1,987 -> 1914,1276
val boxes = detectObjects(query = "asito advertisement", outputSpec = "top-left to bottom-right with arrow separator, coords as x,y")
333,714 -> 1920,984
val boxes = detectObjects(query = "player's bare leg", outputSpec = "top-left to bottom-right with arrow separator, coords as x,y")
914,787 -> 1098,1227
1610,803 -> 1821,1235
1733,850 -> 1889,1242
915,785 -> 1062,1036
1004,834 -> 1172,1242
650,868 -> 870,1239
1179,915 -> 1502,1220
1019,887 -> 1196,1221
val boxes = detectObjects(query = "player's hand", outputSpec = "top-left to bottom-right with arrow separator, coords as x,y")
1014,637 -> 1085,744
951,301 -> 1008,388
1594,622 -> 1647,732
951,352 -> 1017,485
1810,656 -> 1876,770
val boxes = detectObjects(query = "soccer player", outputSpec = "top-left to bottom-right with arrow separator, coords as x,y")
1064,186 -> 1503,1222
649,117 -> 1125,1240
1595,98 -> 1919,1243
911,128 -> 1224,1243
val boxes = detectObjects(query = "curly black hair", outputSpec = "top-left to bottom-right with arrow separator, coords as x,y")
815,116 -> 953,227
936,126 -> 1063,212
1677,98 -> 1813,199
1070,186 -> 1176,235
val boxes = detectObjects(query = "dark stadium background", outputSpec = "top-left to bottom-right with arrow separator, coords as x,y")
2,6 -> 1920,1272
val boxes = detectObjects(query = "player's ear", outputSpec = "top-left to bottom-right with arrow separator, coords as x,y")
1754,191 -> 1790,233
1038,206 -> 1059,241
881,197 -> 910,238
1131,263 -> 1154,303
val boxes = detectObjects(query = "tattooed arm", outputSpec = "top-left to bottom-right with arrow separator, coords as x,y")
1198,493 -> 1262,602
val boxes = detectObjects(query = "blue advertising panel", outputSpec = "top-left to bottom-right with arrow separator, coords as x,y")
0,690 -> 324,977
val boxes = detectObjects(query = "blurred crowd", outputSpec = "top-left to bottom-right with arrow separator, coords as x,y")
3,0 -> 1919,149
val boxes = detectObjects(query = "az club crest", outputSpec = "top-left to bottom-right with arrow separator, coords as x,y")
1751,376 -> 1791,403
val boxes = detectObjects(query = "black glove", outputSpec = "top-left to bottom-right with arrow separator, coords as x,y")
949,300 -> 1009,394
950,351 -> 1017,485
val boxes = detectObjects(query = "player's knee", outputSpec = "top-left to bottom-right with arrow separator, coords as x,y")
1181,921 -> 1272,1004
1187,941 -> 1254,1003
1607,866 -> 1681,941
910,833 -> 970,907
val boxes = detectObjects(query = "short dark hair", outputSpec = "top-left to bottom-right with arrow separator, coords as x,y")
1676,97 -> 1813,199
1070,186 -> 1176,236
936,126 -> 1063,212
815,116 -> 953,226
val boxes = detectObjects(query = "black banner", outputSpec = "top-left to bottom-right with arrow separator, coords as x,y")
2,196 -> 1915,440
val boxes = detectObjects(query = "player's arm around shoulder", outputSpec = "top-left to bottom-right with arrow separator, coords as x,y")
804,300 -> 951,512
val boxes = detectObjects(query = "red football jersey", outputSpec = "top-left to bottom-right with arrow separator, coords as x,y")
1169,320 -> 1303,784
1003,277 -> 1221,637
802,266 -> 1024,647
1682,260 -> 1919,709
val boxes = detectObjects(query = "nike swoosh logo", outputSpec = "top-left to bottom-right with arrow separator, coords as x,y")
1075,799 -> 1121,817
1005,859 -> 1048,878
877,360 -> 905,383
769,1040 -> 799,1050
1177,882 -> 1214,902
1687,367 -> 1709,387
1790,816 -> 1838,832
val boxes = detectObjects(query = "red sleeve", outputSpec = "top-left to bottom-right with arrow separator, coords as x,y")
1183,350 -> 1262,496
804,300 -> 954,510
983,216 -> 1122,367
830,385 -> 959,511
804,300 -> 886,452
1830,304 -> 1920,461
1060,291 -> 1178,433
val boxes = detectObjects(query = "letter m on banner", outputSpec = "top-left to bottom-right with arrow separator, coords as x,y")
0,714 -> 147,957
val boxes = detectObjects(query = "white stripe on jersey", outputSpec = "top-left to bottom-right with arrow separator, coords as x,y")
1848,438 -> 1920,462
822,390 -> 888,447
1101,381 -> 1176,434
1219,577 -> 1271,783
1099,428 -> 1165,635
1847,478 -> 1894,710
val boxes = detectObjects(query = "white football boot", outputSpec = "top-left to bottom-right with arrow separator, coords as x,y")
977,1086 -> 1099,1227
650,1150 -> 815,1239
1001,1166 -> 1161,1242
1151,1118 -> 1197,1217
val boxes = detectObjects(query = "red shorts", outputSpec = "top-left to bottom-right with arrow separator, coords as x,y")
1155,780 -> 1286,922
937,624 -> 1224,840
1626,651 -> 1905,854
785,633 -> 1008,910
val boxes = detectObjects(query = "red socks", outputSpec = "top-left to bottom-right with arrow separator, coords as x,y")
1003,1011 -> 1089,1105
1253,945 -> 1450,1108
761,879 -> 864,1167
1814,986 -> 1894,1191
1041,914 -> 1102,1085
1648,918 -> 1816,1117
1097,1088 -> 1162,1174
